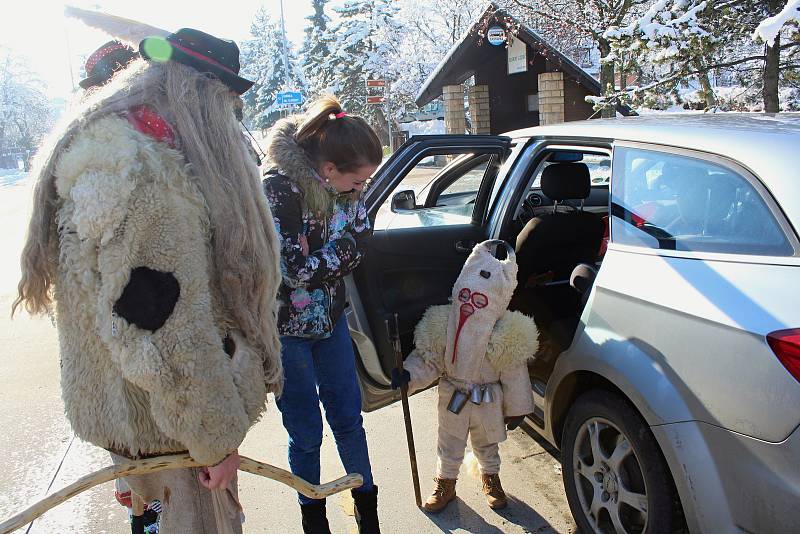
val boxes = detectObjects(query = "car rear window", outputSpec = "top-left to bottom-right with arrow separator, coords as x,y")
610,147 -> 793,256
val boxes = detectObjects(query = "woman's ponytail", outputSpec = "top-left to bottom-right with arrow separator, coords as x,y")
296,95 -> 343,146
295,95 -> 382,173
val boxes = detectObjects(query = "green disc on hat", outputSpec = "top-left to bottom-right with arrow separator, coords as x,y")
143,37 -> 173,62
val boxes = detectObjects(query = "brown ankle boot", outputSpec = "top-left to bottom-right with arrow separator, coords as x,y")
481,473 -> 508,510
422,477 -> 457,513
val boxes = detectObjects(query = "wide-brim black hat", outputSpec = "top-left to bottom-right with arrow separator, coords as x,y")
139,28 -> 254,95
79,40 -> 139,90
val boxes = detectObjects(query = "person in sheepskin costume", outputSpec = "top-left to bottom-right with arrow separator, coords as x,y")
392,240 -> 537,512
13,27 -> 282,533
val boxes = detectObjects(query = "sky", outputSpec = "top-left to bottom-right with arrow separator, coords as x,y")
0,0 -> 319,99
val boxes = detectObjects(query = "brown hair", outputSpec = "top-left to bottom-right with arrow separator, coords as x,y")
295,95 -> 382,173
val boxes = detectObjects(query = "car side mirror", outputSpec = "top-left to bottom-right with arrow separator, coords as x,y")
391,190 -> 417,212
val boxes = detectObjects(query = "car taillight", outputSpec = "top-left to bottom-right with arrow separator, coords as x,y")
767,329 -> 800,384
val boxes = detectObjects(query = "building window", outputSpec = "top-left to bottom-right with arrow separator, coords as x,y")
527,93 -> 539,112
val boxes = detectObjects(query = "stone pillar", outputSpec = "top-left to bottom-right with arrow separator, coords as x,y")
468,85 -> 491,134
538,71 -> 565,125
443,84 -> 467,135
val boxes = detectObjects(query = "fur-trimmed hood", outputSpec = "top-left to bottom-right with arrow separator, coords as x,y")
265,117 -> 336,211
266,117 -> 317,185
414,304 -> 538,372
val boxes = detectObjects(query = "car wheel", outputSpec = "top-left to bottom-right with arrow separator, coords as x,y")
561,390 -> 677,534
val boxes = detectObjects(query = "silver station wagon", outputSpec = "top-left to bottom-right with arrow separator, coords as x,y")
344,113 -> 800,534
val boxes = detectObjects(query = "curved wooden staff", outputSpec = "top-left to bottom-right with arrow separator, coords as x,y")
0,454 -> 363,534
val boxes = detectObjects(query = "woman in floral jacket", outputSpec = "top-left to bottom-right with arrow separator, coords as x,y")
263,95 -> 382,534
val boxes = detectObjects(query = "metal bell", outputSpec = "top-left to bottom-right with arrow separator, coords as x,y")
470,385 -> 483,405
447,389 -> 469,414
482,385 -> 494,404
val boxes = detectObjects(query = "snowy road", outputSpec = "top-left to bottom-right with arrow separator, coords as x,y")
0,172 -> 576,533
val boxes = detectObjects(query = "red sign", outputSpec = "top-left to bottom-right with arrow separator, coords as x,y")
366,79 -> 386,87
366,96 -> 385,104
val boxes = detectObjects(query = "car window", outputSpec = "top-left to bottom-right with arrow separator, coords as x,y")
437,158 -> 489,198
531,153 -> 610,189
374,153 -> 492,231
611,147 -> 792,256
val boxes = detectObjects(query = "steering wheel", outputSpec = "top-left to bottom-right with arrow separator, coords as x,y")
519,193 -> 543,221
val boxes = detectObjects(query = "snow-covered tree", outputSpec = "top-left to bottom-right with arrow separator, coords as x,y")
301,0 -> 333,97
0,48 -> 54,169
240,7 -> 307,131
602,0 -> 800,112
392,0 -> 485,103
323,0 -> 403,137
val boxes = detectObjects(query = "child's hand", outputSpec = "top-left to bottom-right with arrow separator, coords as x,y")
390,368 -> 411,390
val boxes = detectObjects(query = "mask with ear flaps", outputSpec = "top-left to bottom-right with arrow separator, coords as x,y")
449,240 -> 518,364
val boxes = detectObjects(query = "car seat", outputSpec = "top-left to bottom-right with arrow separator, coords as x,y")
510,163 -> 604,380
514,162 -> 604,291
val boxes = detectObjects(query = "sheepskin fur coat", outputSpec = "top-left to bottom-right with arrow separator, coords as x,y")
403,241 -> 537,444
52,113 -> 275,465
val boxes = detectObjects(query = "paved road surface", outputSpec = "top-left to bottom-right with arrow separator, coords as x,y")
0,172 -> 576,533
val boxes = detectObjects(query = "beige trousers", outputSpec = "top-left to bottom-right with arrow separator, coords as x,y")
436,413 -> 501,479
113,458 -> 243,534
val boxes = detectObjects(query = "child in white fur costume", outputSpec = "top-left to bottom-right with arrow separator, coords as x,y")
392,240 -> 537,512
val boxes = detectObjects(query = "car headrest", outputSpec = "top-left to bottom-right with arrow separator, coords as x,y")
570,263 -> 597,294
541,163 -> 591,201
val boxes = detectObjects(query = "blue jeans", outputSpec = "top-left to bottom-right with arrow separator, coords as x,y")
276,317 -> 375,505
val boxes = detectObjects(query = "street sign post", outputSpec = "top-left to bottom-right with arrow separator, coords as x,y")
276,91 -> 303,106
365,78 -> 393,153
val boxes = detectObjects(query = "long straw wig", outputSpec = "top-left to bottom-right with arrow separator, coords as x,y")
13,59 -> 283,391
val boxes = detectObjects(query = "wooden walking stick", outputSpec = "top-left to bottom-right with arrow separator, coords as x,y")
0,453 -> 363,534
387,314 -> 422,508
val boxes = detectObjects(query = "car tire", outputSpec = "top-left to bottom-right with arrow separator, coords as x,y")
561,390 -> 678,534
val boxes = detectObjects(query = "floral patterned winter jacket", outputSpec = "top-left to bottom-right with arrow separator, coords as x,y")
263,117 -> 372,338
263,175 -> 370,338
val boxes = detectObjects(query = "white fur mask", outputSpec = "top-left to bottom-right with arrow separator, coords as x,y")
448,240 -> 518,364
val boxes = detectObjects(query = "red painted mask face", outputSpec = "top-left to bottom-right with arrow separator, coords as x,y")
452,288 -> 489,363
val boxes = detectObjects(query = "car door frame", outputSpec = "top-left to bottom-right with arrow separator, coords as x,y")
347,134 -> 511,411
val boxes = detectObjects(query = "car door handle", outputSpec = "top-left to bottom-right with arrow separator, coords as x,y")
454,240 -> 476,253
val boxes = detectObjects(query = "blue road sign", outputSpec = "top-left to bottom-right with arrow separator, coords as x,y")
276,91 -> 303,105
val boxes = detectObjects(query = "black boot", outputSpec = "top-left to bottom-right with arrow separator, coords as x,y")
300,500 -> 331,534
352,485 -> 380,534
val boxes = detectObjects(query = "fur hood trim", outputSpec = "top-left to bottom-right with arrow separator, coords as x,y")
414,305 -> 538,372
266,117 -> 330,201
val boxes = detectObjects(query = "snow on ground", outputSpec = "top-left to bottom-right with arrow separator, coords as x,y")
399,119 -> 446,136
0,167 -> 28,188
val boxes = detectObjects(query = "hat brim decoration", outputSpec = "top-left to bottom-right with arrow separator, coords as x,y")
140,35 -> 254,95
79,41 -> 139,90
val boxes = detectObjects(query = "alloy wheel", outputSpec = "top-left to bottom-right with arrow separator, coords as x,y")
572,417 -> 649,534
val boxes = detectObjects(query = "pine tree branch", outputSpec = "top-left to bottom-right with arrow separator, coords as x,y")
597,53 -> 769,105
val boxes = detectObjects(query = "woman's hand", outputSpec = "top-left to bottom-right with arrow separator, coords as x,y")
299,235 -> 309,256
198,450 -> 240,490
